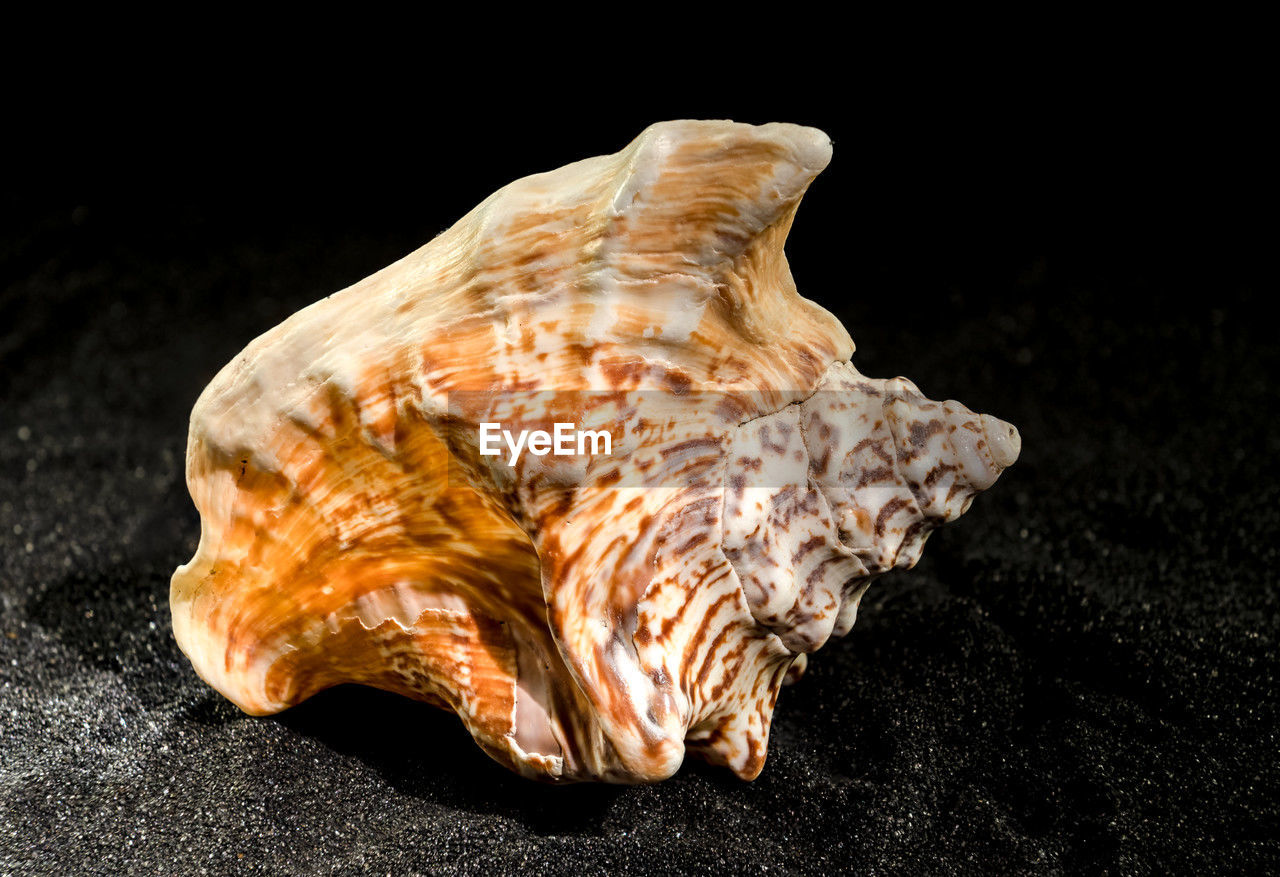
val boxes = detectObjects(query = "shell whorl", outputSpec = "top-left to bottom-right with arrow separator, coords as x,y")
170,120 -> 1019,782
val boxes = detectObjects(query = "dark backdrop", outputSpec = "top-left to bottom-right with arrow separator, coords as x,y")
2,58 -> 1274,874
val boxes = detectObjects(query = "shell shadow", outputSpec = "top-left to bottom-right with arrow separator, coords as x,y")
277,683 -> 623,834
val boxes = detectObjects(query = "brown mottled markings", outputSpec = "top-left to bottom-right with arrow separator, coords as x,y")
564,342 -> 597,366
693,621 -> 738,690
783,604 -> 814,630
714,395 -> 751,423
813,446 -> 831,474
851,436 -> 894,466
778,489 -> 822,528
923,463 -> 958,487
759,424 -> 787,454
635,512 -> 655,536
599,357 -> 648,387
656,566 -> 734,642
660,437 -> 721,459
695,722 -> 727,749
660,369 -> 693,396
514,246 -> 552,269
677,532 -> 710,555
875,497 -> 910,536
684,494 -> 721,526
904,419 -> 944,460
548,488 -> 575,520
805,557 -> 842,588
902,519 -> 931,546
855,465 -> 894,489
707,638 -> 750,701
680,591 -> 736,685
792,534 -> 827,561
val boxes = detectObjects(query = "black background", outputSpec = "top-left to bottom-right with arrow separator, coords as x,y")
2,44 -> 1275,874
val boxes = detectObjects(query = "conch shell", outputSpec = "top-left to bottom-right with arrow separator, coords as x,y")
171,120 -> 1020,783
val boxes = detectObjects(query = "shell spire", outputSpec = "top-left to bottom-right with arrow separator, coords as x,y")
171,120 -> 1019,783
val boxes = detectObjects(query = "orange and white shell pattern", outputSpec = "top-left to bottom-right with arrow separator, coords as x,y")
171,120 -> 1020,783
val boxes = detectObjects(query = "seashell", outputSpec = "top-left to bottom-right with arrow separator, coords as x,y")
171,120 -> 1020,783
